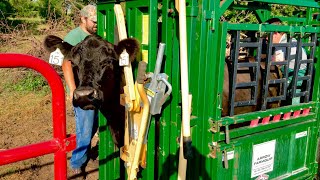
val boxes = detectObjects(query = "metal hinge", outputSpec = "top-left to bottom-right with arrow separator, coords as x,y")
209,118 -> 220,133
209,120 -> 230,144
208,142 -> 218,159
203,10 -> 215,31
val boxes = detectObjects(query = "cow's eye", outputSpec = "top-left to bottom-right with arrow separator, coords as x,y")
101,46 -> 113,55
106,59 -> 113,65
100,59 -> 113,67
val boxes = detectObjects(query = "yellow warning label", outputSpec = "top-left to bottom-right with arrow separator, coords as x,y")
145,88 -> 155,97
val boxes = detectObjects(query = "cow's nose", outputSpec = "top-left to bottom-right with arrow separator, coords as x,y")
73,88 -> 98,101
73,87 -> 101,110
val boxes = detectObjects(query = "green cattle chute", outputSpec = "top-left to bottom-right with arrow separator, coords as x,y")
97,1 -> 320,179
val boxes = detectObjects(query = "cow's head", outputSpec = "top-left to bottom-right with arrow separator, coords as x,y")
44,34 -> 139,110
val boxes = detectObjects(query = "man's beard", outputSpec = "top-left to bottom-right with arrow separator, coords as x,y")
87,27 -> 97,35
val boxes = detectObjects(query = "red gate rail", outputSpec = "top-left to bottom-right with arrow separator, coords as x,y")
0,53 -> 76,180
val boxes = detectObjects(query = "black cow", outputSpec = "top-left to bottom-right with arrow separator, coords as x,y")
44,34 -> 140,146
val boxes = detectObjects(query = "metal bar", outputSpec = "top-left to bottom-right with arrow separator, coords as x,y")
254,36 -> 262,103
267,95 -> 286,102
273,43 -> 292,47
222,102 -> 315,125
234,100 -> 257,106
301,42 -> 316,47
300,59 -> 314,64
236,82 -> 258,88
292,35 -> 302,98
229,30 -> 262,115
125,0 -> 149,7
232,4 -> 270,11
252,0 -> 320,8
0,140 -> 60,165
282,35 -> 292,100
218,117 -> 316,142
0,54 -> 72,180
298,76 -> 312,81
240,42 -> 261,47
270,61 -> 288,66
218,0 -> 234,18
238,62 -> 259,68
261,32 -> 273,110
254,5 -> 272,23
304,33 -> 317,102
276,17 -> 306,23
227,23 -> 320,33
268,79 -> 286,84
295,91 -> 308,97
229,30 -> 240,116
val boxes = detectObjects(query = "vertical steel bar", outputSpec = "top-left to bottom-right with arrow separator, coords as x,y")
229,31 -> 240,116
253,35 -> 262,103
261,32 -> 273,110
305,33 -> 317,102
292,34 -> 302,98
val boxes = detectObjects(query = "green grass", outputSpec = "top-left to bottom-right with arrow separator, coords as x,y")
4,71 -> 50,95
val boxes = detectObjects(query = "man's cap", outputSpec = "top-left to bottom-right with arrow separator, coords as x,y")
265,18 -> 282,24
80,4 -> 97,22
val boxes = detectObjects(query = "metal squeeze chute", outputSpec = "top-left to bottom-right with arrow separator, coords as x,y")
114,4 -> 171,180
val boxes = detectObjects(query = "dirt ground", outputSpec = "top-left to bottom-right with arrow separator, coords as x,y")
0,68 -> 99,180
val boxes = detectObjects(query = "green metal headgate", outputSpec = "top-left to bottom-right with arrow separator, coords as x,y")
97,0 -> 320,179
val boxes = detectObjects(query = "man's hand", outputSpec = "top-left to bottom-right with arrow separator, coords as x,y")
68,87 -> 76,102
62,60 -> 76,102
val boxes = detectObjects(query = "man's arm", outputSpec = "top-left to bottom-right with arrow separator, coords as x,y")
62,60 -> 76,101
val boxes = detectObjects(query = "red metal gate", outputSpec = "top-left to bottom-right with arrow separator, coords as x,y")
0,53 -> 76,180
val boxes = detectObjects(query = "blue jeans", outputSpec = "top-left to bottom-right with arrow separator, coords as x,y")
70,106 -> 98,169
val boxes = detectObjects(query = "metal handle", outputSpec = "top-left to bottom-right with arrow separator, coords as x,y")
223,150 -> 229,169
157,75 -> 173,106
225,125 -> 230,144
137,61 -> 147,84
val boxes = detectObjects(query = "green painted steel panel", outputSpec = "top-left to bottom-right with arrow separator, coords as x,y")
97,0 -> 320,179
210,121 -> 318,179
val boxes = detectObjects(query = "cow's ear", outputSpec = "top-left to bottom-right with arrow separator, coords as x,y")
69,44 -> 82,66
114,38 -> 140,62
44,35 -> 73,59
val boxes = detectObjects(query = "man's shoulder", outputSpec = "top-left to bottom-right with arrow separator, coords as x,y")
64,27 -> 88,46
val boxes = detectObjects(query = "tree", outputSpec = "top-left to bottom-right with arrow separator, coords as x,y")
0,0 -> 15,19
38,0 -> 66,20
8,0 -> 39,18
37,0 -> 96,20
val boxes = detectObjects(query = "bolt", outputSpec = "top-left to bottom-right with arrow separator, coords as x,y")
168,9 -> 174,13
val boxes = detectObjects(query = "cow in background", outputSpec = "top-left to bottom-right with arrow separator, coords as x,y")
44,34 -> 140,147
222,62 -> 281,117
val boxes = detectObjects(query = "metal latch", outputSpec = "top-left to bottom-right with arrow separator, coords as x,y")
144,43 -> 172,115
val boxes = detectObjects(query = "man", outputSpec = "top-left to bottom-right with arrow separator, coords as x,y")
62,4 -> 98,174
266,18 -> 307,105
